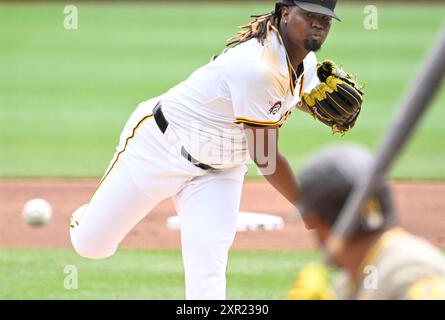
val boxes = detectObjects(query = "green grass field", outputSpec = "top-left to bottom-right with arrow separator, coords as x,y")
0,248 -> 318,299
0,2 -> 444,179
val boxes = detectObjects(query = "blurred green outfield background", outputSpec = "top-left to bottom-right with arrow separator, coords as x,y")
0,2 -> 444,180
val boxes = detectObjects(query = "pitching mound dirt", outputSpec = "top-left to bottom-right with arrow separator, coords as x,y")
1,180 -> 444,250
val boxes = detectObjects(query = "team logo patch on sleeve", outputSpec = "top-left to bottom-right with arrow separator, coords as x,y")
269,101 -> 283,115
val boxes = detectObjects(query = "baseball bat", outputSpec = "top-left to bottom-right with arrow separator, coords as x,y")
324,26 -> 445,260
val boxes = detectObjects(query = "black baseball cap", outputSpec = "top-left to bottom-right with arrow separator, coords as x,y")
280,0 -> 341,21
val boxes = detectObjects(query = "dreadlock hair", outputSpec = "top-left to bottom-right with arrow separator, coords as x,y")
226,4 -> 285,48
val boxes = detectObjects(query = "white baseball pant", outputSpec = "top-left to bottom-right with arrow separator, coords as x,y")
70,98 -> 247,300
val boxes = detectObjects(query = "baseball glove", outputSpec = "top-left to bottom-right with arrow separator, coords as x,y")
302,60 -> 364,134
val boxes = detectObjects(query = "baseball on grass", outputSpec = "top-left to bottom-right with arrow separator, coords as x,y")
22,198 -> 53,227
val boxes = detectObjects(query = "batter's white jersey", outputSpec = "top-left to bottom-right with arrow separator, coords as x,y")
161,30 -> 319,169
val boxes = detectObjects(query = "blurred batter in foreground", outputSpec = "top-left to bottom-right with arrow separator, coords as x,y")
288,145 -> 445,300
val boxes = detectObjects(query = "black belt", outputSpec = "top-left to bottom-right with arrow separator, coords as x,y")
153,102 -> 214,171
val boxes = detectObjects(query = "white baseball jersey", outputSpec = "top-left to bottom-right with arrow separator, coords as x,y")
70,29 -> 321,300
162,30 -> 319,169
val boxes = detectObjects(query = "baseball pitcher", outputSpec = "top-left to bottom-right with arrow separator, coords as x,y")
70,0 -> 363,299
